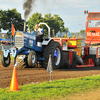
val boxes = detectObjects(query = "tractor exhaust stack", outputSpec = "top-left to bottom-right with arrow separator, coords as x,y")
23,21 -> 26,32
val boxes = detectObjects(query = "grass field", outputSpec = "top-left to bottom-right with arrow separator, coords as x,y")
0,75 -> 100,100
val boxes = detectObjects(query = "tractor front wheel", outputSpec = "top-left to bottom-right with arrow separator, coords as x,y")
1,52 -> 11,67
27,51 -> 37,67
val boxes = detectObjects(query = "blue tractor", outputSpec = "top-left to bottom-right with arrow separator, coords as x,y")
1,23 -> 62,69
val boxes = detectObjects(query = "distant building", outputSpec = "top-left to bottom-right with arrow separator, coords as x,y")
0,33 -> 7,38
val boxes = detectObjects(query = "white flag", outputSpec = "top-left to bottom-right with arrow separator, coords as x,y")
2,45 -> 4,51
14,62 -> 18,67
47,55 -> 53,74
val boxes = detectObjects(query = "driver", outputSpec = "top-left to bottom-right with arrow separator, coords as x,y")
34,24 -> 44,42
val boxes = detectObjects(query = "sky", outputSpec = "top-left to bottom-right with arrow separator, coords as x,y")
0,0 -> 100,33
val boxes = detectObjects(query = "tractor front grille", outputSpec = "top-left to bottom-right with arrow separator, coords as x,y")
15,36 -> 23,47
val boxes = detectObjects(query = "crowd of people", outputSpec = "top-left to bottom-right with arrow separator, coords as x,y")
0,40 -> 14,45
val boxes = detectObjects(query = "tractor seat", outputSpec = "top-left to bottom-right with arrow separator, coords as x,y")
36,34 -> 44,42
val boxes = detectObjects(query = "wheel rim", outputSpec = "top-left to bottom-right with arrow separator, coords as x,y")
54,48 -> 61,65
5,59 -> 9,64
5,57 -> 10,64
32,54 -> 35,64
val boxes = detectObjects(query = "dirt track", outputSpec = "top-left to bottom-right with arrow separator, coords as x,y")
1,60 -> 100,88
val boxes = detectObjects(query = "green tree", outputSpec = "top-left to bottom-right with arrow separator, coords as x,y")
0,8 -> 24,36
44,14 -> 65,36
43,13 -> 55,36
27,12 -> 44,31
80,30 -> 86,38
27,12 -> 67,36
53,14 -> 65,32
80,30 -> 86,33
0,9 -> 3,32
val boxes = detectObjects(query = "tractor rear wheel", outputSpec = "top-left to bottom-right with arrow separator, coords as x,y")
43,41 -> 62,69
14,55 -> 28,68
27,51 -> 37,67
1,52 -> 11,67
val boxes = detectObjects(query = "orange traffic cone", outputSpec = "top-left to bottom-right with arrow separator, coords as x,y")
10,67 -> 19,91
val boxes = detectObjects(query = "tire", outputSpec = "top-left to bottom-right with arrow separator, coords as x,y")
1,52 -> 11,67
95,58 -> 100,66
43,41 -> 62,69
27,51 -> 37,67
14,55 -> 27,68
